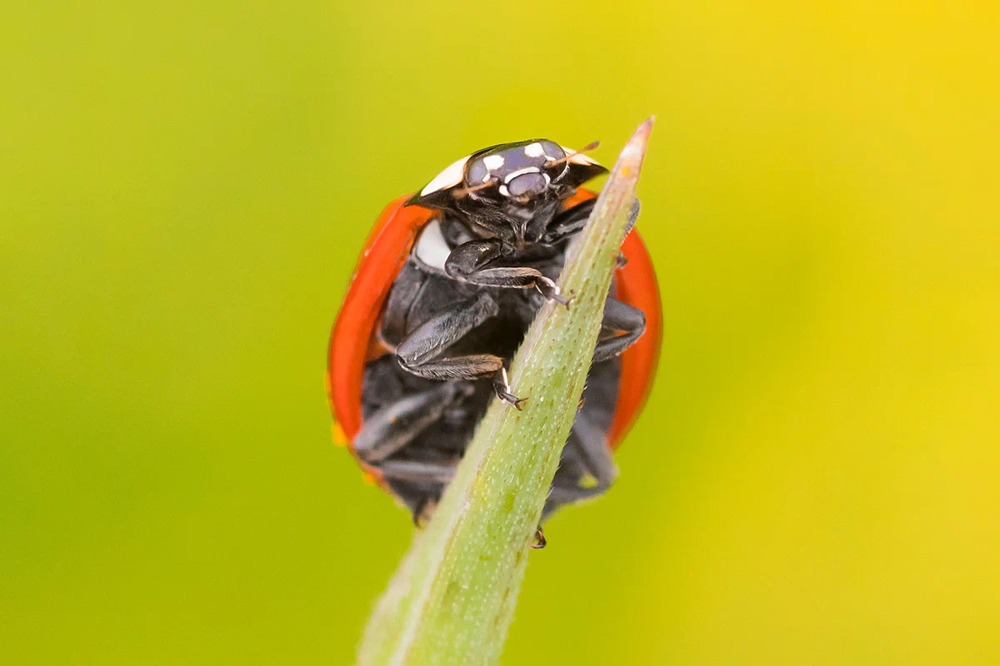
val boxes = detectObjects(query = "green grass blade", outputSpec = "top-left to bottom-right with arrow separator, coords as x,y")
357,118 -> 655,666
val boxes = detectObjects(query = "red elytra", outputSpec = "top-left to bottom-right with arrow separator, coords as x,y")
326,188 -> 662,489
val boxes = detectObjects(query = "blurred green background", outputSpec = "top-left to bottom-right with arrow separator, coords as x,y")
2,1 -> 998,664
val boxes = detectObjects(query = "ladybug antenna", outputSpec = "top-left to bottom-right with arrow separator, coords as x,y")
546,140 -> 601,167
451,177 -> 499,199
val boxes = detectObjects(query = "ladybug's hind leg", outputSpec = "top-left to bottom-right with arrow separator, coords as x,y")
411,494 -> 440,527
354,382 -> 473,464
568,410 -> 619,491
378,460 -> 455,526
377,459 -> 457,486
545,411 -> 619,512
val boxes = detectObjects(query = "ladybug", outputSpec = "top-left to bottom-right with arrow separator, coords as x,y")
326,139 -> 661,540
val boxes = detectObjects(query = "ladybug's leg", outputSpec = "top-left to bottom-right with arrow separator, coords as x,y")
568,410 -> 619,489
624,198 -> 641,235
445,239 -> 569,306
542,198 -> 595,244
492,367 -> 528,411
544,414 -> 619,511
542,198 -> 640,245
378,460 -> 456,525
396,291 -> 525,407
593,297 -> 647,363
378,459 -> 456,485
396,291 -> 505,380
354,381 -> 473,464
411,495 -> 439,526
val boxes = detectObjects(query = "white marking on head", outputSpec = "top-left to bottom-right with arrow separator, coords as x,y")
560,145 -> 600,166
482,154 -> 505,171
419,155 -> 471,197
502,166 -> 542,184
524,142 -> 545,158
413,219 -> 451,271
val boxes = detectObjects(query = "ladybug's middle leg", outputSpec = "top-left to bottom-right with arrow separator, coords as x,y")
593,297 -> 647,363
396,290 -> 503,380
395,291 -> 525,407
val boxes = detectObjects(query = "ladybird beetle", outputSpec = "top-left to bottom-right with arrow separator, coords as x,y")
327,139 -> 661,541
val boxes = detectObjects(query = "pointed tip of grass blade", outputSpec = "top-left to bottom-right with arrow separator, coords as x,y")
613,116 -> 654,183
558,117 -> 653,273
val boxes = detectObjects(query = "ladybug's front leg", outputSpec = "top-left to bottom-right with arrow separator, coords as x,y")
445,239 -> 570,306
542,198 -> 640,245
541,198 -> 596,244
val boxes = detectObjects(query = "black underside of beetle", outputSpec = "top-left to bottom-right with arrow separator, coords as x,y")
352,190 -> 646,523
361,347 -> 621,519
356,210 -> 629,520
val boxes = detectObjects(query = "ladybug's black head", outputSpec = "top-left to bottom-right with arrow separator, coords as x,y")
465,140 -> 583,200
408,139 -> 607,216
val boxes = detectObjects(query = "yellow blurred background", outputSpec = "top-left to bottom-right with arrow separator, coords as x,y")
2,1 -> 998,663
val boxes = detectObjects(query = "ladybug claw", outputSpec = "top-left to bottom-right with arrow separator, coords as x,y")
412,496 -> 436,527
536,277 -> 571,309
532,526 -> 547,549
495,385 -> 527,410
494,368 -> 527,410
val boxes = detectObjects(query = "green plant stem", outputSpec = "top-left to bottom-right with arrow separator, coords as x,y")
357,118 -> 654,666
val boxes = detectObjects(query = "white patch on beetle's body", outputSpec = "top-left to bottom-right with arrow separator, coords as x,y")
482,154 -> 505,171
419,155 -> 471,196
523,142 -> 546,158
412,219 -> 451,272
